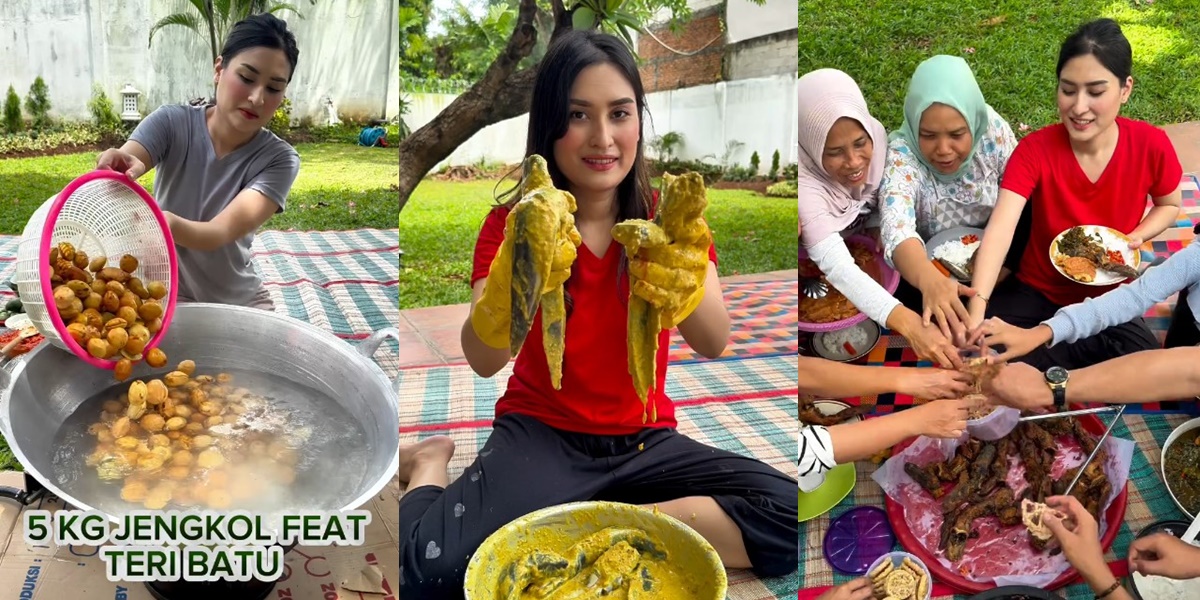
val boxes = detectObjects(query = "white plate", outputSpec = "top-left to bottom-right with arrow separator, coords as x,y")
1049,225 -> 1141,286
926,227 -> 984,282
811,399 -> 864,424
811,320 -> 881,362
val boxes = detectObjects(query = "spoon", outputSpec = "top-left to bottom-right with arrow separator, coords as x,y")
801,277 -> 828,300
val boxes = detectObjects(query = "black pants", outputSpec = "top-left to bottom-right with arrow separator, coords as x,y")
985,277 -> 1159,371
1165,287 -> 1200,348
399,413 -> 799,599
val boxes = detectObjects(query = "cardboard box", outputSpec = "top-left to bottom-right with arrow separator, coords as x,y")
0,471 -> 400,599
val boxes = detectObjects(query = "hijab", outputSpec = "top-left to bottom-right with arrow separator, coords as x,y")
888,55 -> 989,184
797,69 -> 888,246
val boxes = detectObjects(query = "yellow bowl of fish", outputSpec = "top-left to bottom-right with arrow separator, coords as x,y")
463,500 -> 727,600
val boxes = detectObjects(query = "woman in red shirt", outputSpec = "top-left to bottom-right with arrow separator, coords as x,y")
965,18 -> 1183,370
398,30 -> 797,598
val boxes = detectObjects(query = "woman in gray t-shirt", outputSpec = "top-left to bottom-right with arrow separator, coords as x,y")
95,13 -> 301,310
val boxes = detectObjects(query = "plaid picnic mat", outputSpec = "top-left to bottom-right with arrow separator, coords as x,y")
0,228 -> 400,380
671,277 -> 797,363
399,354 -> 801,599
798,413 -> 1195,599
801,175 -> 1200,415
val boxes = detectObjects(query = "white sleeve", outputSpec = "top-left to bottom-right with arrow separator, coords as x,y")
799,424 -> 838,493
808,234 -> 902,327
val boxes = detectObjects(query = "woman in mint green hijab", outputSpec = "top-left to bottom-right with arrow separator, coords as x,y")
879,54 -> 1019,344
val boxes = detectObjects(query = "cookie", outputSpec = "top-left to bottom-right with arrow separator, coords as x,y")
884,569 -> 916,599
869,559 -> 894,581
917,570 -> 928,599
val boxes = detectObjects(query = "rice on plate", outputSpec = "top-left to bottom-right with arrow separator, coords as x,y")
932,237 -> 980,267
817,322 -> 877,360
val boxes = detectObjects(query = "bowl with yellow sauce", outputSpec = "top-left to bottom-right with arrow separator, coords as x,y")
463,500 -> 727,599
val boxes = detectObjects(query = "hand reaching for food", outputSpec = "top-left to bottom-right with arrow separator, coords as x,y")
910,397 -> 972,438
896,367 -> 973,400
1042,495 -> 1111,584
920,274 -> 976,341
816,577 -> 875,600
973,318 -> 1053,362
1128,532 -> 1200,580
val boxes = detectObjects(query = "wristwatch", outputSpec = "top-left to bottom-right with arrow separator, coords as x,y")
1045,366 -> 1069,408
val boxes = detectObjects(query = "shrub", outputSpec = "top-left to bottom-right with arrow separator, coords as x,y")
3,86 -> 21,134
769,150 -> 780,179
25,76 -> 51,130
269,97 -> 292,133
765,181 -> 797,197
88,85 -> 122,132
750,151 -> 760,175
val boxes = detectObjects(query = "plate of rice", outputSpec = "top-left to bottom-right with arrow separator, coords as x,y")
926,227 -> 984,282
811,320 -> 881,363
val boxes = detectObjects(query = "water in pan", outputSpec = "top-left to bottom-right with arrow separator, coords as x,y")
49,368 -> 371,519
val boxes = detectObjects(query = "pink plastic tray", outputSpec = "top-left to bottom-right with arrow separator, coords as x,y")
799,234 -> 900,333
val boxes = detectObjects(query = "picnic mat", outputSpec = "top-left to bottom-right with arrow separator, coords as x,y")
802,174 -> 1200,415
399,353 -> 801,599
0,228 -> 400,380
798,413 -> 1195,599
670,277 -> 797,363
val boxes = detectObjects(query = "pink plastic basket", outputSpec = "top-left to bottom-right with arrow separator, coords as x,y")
11,170 -> 179,369
799,234 -> 900,333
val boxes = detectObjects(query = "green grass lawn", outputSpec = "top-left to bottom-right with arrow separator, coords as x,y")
0,143 -> 398,471
399,178 -> 799,309
799,0 -> 1200,132
0,143 -> 399,235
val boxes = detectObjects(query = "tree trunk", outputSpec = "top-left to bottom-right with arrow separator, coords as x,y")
398,0 -> 574,215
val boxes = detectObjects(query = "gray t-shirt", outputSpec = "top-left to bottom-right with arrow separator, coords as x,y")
130,104 -> 300,307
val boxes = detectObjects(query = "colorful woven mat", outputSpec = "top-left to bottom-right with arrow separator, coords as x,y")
798,414 -> 1195,599
0,228 -> 400,380
400,353 -> 801,599
671,277 -> 798,363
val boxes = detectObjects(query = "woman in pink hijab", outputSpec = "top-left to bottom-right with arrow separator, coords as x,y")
799,69 -> 961,369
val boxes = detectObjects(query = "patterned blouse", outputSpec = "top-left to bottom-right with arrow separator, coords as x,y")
879,105 -> 1018,267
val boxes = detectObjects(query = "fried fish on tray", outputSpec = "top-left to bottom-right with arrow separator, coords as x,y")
944,488 -> 1015,561
905,462 -> 947,498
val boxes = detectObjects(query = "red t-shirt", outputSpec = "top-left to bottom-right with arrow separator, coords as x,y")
1000,117 -> 1182,306
470,201 -> 719,436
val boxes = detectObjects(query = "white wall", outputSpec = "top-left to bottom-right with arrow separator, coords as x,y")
0,0 -> 398,123
407,74 -> 798,174
726,0 -> 797,44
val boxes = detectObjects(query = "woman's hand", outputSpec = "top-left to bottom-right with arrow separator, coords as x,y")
1128,532 -> 1200,580
972,318 -> 1053,362
96,148 -> 147,180
910,397 -> 974,438
899,318 -> 963,369
1043,495 -> 1107,576
897,367 -> 973,399
919,275 -> 976,343
816,578 -> 875,600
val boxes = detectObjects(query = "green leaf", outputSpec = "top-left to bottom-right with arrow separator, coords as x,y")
147,13 -> 202,47
572,6 -> 596,30
606,0 -> 623,15
616,23 -> 635,48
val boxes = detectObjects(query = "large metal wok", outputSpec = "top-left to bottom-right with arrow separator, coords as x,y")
0,303 -> 399,521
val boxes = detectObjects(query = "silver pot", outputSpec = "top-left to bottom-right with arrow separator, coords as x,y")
0,303 -> 399,521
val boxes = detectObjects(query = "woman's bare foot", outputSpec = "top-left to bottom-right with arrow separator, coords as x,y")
399,435 -> 456,487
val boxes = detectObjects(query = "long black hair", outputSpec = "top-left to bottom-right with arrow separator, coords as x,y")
497,29 -> 652,223
1057,18 -> 1132,84
221,13 -> 300,81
